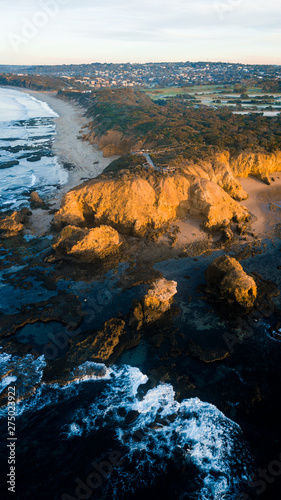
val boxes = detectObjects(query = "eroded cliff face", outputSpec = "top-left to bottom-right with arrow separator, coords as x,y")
52,146 -> 281,243
83,123 -> 281,185
180,157 -> 248,201
224,151 -> 281,185
53,170 -> 249,235
82,129 -> 144,157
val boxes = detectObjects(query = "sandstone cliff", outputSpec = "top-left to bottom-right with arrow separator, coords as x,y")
224,151 -> 281,185
82,128 -> 144,157
53,169 -> 249,235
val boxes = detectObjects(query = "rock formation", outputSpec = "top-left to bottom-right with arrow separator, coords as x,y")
181,157 -> 248,201
52,224 -> 122,261
229,151 -> 281,185
29,191 -> 48,209
0,208 -> 31,237
130,278 -> 177,326
205,255 -> 257,309
53,169 -> 249,235
72,318 -> 126,362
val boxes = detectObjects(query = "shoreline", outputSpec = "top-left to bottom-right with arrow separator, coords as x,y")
4,87 -> 119,235
3,86 -> 281,244
16,88 -> 119,196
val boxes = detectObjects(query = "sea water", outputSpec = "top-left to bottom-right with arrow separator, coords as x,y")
0,351 -> 253,499
0,87 -> 68,211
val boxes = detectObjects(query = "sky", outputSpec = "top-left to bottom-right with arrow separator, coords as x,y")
0,0 -> 281,65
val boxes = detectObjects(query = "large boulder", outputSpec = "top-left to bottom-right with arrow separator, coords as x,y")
52,224 -> 122,261
29,191 -> 48,209
187,178 -> 248,231
0,208 -> 31,237
131,278 -> 177,327
205,255 -> 257,309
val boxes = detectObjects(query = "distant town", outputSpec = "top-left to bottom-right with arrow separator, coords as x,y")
0,61 -> 281,90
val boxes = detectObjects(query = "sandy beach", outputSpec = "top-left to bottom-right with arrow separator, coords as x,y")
12,89 -> 119,234
18,89 -> 118,194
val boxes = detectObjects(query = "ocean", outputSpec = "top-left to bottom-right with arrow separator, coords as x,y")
0,87 -> 68,211
0,352 -> 253,500
0,87 -> 255,500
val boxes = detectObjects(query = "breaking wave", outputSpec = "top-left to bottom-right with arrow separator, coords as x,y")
0,352 -> 252,499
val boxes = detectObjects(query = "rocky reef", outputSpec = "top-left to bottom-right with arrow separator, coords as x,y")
205,255 -> 257,309
0,208 -> 31,238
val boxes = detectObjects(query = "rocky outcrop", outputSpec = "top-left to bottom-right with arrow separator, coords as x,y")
181,157 -> 248,201
227,151 -> 281,185
0,208 -> 31,237
29,191 -> 48,209
187,177 -> 248,231
89,318 -> 126,361
205,255 -> 257,309
53,170 -> 249,235
73,318 -> 126,362
130,278 -> 177,327
52,224 -> 122,261
52,148 -> 281,238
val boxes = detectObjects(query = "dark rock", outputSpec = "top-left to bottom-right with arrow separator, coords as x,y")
236,223 -> 247,235
0,160 -> 19,169
30,191 -> 48,209
220,227 -> 233,243
205,255 -> 257,309
0,208 -> 31,238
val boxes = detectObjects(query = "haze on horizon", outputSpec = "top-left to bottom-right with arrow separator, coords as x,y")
0,0 -> 281,66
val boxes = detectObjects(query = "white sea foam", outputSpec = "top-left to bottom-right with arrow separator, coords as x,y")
0,88 -> 68,210
0,354 -> 251,498
0,352 -> 46,419
0,87 -> 58,123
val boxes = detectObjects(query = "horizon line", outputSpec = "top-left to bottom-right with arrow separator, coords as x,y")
1,60 -> 281,68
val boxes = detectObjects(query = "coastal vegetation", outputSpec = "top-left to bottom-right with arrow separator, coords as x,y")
58,87 -> 281,170
0,73 -> 71,91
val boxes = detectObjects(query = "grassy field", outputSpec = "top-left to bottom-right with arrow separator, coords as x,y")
143,84 -> 281,101
143,85 -> 224,99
